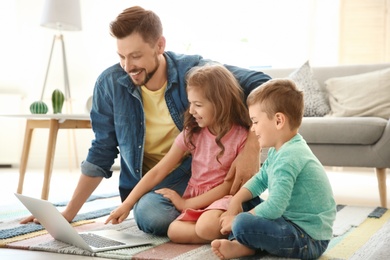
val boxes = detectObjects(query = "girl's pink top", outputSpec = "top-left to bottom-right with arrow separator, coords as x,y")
174,125 -> 248,221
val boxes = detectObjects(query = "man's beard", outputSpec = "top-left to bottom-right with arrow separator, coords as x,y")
132,55 -> 160,87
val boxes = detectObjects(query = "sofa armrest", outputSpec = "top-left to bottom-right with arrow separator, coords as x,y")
373,118 -> 390,167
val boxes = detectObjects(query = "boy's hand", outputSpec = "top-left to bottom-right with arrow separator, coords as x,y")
155,188 -> 185,211
219,201 -> 242,235
225,203 -> 243,217
219,215 -> 235,235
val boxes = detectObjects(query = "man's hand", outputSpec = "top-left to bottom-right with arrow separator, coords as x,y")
20,211 -> 74,225
225,131 -> 260,195
155,188 -> 185,211
20,215 -> 40,224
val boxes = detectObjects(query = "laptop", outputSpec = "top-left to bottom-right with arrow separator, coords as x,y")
15,193 -> 151,252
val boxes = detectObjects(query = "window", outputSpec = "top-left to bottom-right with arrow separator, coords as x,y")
339,0 -> 390,64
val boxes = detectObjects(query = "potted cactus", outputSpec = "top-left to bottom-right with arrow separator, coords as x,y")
30,100 -> 48,114
51,89 -> 65,114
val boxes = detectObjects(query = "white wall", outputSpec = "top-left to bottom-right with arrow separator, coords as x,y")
0,0 -> 340,168
1,0 -> 340,99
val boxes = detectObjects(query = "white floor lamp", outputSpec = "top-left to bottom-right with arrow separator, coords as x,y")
40,0 -> 82,170
40,0 -> 82,103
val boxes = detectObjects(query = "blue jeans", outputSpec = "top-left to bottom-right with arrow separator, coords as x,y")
119,158 -> 191,236
229,212 -> 329,259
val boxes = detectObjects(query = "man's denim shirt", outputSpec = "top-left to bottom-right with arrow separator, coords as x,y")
81,51 -> 271,191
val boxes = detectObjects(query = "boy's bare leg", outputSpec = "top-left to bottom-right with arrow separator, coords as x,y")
211,239 -> 255,259
168,220 -> 209,244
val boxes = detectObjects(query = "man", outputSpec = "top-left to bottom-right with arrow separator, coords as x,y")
22,6 -> 271,236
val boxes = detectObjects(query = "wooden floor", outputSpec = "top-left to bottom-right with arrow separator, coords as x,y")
0,166 -> 388,259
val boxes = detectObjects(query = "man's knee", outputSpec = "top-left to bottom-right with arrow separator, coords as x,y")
133,192 -> 179,236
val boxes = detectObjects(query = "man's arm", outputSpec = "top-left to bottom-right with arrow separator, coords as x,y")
61,174 -> 103,222
224,64 -> 272,98
20,174 -> 102,224
225,131 -> 260,195
215,64 -> 269,194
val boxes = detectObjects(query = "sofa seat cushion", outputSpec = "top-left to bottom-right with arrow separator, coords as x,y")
299,117 -> 387,145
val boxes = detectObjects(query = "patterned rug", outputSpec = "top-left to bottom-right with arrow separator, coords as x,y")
0,195 -> 389,259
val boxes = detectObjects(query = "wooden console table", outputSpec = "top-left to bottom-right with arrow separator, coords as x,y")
1,114 -> 91,200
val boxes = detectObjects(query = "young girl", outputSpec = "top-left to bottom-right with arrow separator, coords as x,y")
105,63 -> 258,243
211,79 -> 336,259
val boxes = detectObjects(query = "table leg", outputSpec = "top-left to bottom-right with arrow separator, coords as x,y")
17,120 -> 34,194
41,119 -> 60,200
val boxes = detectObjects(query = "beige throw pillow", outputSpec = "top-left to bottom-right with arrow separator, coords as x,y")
325,67 -> 390,119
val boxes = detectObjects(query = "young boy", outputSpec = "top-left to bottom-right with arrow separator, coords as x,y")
211,78 -> 336,259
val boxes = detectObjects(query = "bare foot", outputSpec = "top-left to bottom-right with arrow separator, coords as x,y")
211,239 -> 255,259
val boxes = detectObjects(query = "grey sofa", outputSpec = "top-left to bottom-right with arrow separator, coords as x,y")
261,63 -> 390,208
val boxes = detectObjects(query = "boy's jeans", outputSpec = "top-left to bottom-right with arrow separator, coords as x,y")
229,212 -> 329,259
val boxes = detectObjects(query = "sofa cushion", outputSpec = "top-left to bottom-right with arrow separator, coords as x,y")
299,117 -> 387,145
325,67 -> 390,119
289,61 -> 330,117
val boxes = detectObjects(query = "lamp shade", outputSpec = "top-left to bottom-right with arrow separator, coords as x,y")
40,0 -> 82,31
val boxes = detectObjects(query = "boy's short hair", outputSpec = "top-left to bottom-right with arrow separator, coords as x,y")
247,78 -> 304,130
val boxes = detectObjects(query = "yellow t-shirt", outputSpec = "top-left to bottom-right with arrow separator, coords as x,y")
141,83 -> 180,174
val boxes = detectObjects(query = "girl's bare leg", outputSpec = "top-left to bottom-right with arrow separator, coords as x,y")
168,220 -> 209,244
196,209 -> 227,240
211,239 -> 255,259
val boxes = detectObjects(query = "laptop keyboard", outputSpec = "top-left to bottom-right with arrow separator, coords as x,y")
80,233 -> 125,248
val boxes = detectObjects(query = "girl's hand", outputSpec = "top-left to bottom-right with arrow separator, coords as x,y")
155,188 -> 185,211
104,205 -> 130,225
